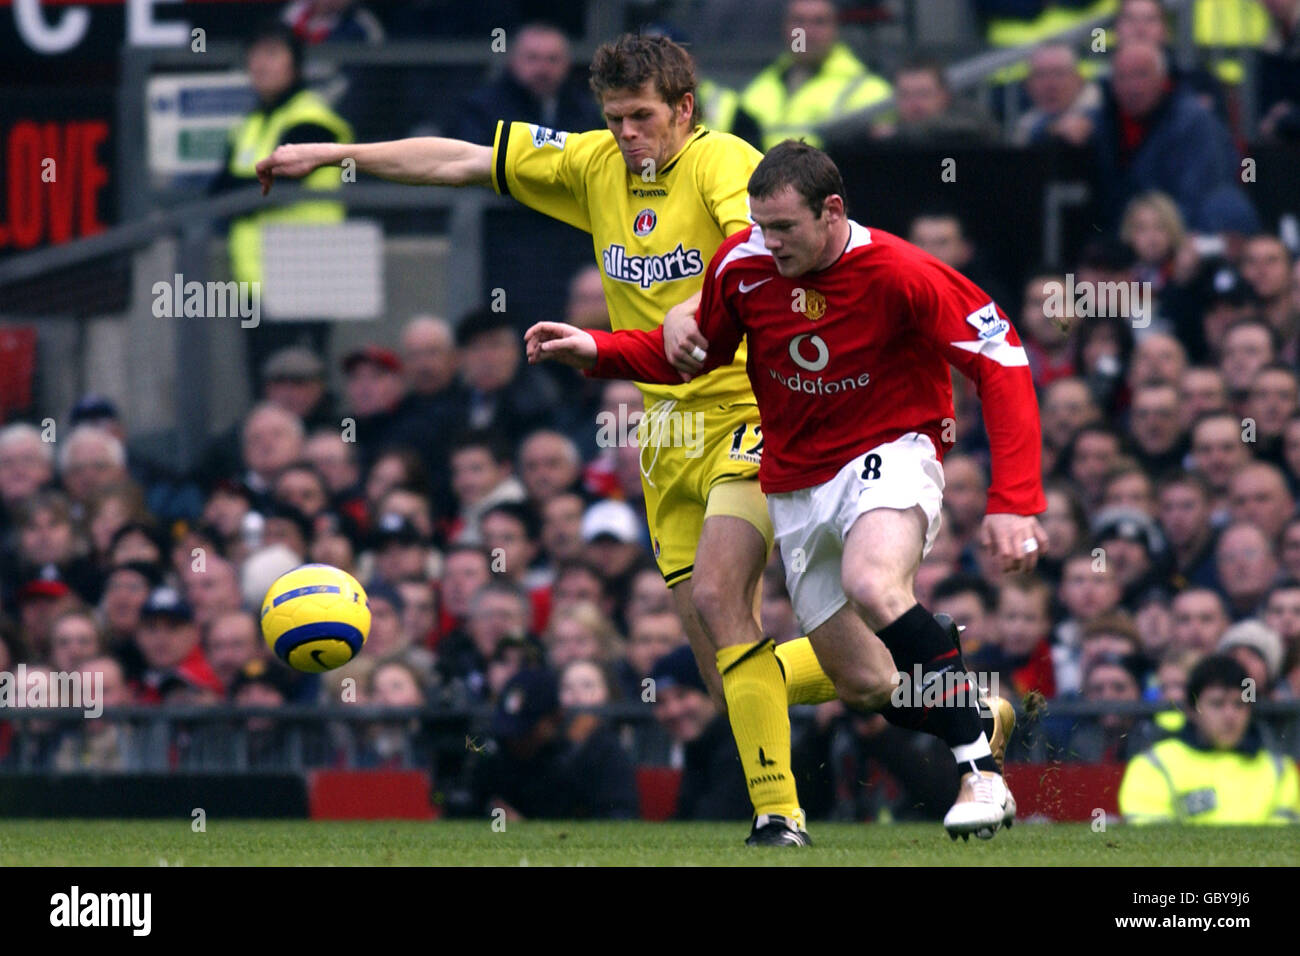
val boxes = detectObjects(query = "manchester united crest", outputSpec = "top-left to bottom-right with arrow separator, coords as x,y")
803,288 -> 827,321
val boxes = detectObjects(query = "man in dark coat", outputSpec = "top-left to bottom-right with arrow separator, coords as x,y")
1089,42 -> 1258,235
448,22 -> 603,146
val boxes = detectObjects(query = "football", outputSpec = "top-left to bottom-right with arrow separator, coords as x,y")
260,564 -> 371,672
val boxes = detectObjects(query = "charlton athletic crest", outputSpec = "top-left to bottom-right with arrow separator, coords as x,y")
634,208 -> 657,237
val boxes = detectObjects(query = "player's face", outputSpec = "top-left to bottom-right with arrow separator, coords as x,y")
751,187 -> 840,276
601,82 -> 693,176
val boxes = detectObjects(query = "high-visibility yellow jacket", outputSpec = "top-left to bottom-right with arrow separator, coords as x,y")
1119,725 -> 1300,824
698,78 -> 741,135
985,1 -> 1117,83
226,87 -> 352,285
738,42 -> 891,149
1193,0 -> 1271,84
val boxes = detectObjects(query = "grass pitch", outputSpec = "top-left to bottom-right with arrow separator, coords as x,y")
1,820 -> 1296,866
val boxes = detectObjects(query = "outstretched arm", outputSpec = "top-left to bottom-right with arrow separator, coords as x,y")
526,322 -> 687,385
255,137 -> 492,194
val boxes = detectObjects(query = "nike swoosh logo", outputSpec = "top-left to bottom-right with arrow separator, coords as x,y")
738,278 -> 773,293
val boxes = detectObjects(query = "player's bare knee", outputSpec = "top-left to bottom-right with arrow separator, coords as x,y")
841,570 -> 889,618
689,574 -> 736,632
832,668 -> 894,712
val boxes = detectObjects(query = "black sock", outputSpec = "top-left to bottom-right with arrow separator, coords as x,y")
943,618 -> 999,743
874,603 -> 996,772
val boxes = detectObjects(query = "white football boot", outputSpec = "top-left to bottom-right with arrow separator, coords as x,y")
944,769 -> 1011,841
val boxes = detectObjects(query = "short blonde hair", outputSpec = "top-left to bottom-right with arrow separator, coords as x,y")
1120,191 -> 1186,251
545,601 -> 624,663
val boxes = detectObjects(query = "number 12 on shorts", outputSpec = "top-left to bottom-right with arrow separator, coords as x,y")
729,423 -> 763,463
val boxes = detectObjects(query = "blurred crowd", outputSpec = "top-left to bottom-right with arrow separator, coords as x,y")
2,0 -> 1300,822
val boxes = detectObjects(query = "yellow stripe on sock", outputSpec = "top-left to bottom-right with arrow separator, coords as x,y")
775,637 -> 837,705
716,640 -> 799,819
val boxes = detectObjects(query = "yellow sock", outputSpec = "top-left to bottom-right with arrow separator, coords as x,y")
775,637 -> 837,705
716,639 -> 800,820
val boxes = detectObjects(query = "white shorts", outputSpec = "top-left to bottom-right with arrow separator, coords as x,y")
768,432 -> 946,634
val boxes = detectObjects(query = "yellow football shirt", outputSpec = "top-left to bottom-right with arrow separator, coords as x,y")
490,120 -> 759,406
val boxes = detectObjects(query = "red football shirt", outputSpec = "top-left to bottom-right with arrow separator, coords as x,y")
589,222 -> 1045,515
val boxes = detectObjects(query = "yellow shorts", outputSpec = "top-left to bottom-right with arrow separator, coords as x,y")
637,398 -> 774,585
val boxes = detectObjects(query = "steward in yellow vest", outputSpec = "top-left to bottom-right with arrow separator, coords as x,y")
696,78 -> 764,149
1192,0 -> 1271,85
1119,654 -> 1299,824
210,23 -> 352,286
979,0 -> 1117,84
739,0 -> 891,150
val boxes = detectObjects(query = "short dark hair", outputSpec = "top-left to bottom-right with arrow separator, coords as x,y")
109,520 -> 166,556
553,559 -> 607,589
16,489 -> 72,528
444,542 -> 491,566
1252,361 -> 1298,383
748,140 -> 846,218
1186,653 -> 1250,709
455,307 -> 517,348
450,429 -> 513,466
472,578 -> 531,613
932,572 -> 997,613
250,20 -> 303,74
481,501 -> 541,541
589,33 -> 697,120
1222,316 -> 1280,353
264,501 -> 313,546
1189,407 -> 1242,438
1157,468 -> 1213,500
896,55 -> 947,90
274,461 -> 329,495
